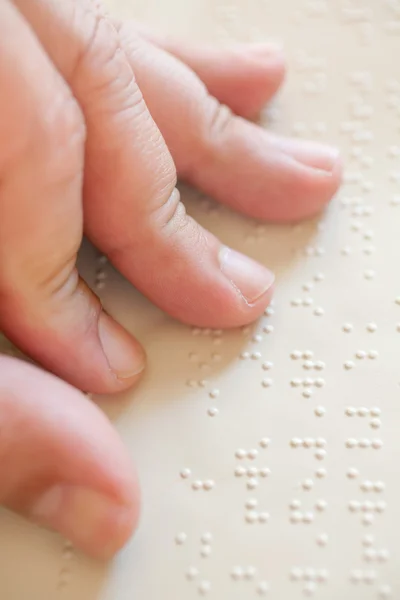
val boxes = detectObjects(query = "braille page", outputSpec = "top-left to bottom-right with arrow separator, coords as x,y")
0,0 -> 400,598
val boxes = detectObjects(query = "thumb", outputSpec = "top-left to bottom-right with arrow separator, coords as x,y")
0,355 -> 139,560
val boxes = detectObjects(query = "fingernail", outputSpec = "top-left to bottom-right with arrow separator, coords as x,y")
272,137 -> 341,173
31,485 -> 134,560
98,312 -> 145,380
219,247 -> 275,304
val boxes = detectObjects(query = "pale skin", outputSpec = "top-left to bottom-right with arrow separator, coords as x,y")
0,0 -> 342,560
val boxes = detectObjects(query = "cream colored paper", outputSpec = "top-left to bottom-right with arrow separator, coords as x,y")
1,0 -> 400,598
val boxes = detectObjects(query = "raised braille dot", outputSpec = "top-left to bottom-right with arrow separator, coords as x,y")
363,535 -> 374,547
264,307 -> 274,317
234,466 -> 246,477
262,361 -> 273,371
347,468 -> 359,479
244,566 -> 257,580
377,549 -> 390,562
302,479 -> 314,491
240,351 -> 250,360
291,438 -> 302,448
315,449 -> 326,460
374,481 -> 385,492
211,352 -> 221,361
317,533 -> 329,546
199,380 -> 208,388
314,307 -> 324,316
247,466 -> 259,477
187,379 -> 197,388
207,407 -> 219,417
350,570 -> 363,583
376,500 -> 387,512
316,468 -> 327,478
303,282 -> 314,292
344,361 -> 355,370
180,468 -> 191,479
379,585 -> 392,598
346,438 -> 358,448
192,481 -> 202,491
201,532 -> 213,545
247,478 -> 259,490
186,567 -> 199,580
235,449 -> 246,459
252,334 -> 263,343
356,350 -> 367,359
262,378 -> 273,388
349,500 -> 361,512
361,480 -> 373,492
370,407 -> 381,416
303,511 -> 314,523
315,378 -> 325,388
231,567 -> 243,580
260,438 -> 271,448
290,499 -> 301,510
315,361 -> 325,370
203,480 -> 215,491
257,581 -> 270,595
303,568 -> 316,581
303,360 -> 314,370
248,449 -> 258,460
246,498 -> 258,510
200,545 -> 211,558
175,532 -> 187,545
370,418 -> 381,429
209,389 -> 220,399
291,567 -> 303,581
364,570 -> 376,584
198,580 -> 211,595
251,352 -> 262,360
372,438 -> 383,449
359,438 -> 371,448
314,406 -> 326,417
303,438 -> 315,448
291,378 -> 302,387
346,406 -> 356,416
316,499 -> 327,511
246,511 -> 258,524
363,513 -> 375,525
366,322 -> 377,332
291,298 -> 302,307
342,322 -> 353,333
290,511 -> 303,524
260,467 -> 271,478
302,350 -> 314,360
303,390 -> 313,398
368,350 -> 378,359
263,325 -> 274,334
364,548 -> 377,561
259,512 -> 270,523
357,407 -> 369,416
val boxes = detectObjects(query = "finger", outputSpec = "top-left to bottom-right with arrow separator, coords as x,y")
0,0 -> 145,394
0,356 -> 139,560
117,23 -> 342,222
18,0 -> 274,329
130,21 -> 285,119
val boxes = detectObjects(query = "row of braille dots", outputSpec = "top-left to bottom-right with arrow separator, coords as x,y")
344,349 -> 378,369
290,498 -> 327,525
345,406 -> 381,429
179,468 -> 215,492
290,350 -> 325,371
342,322 -> 378,333
234,440 -> 271,490
176,532 -> 213,558
345,437 -> 383,449
57,540 -> 74,591
244,498 -> 269,525
94,254 -> 108,291
290,437 -> 327,460
348,499 -> 387,525
290,566 -> 328,597
230,566 -> 270,596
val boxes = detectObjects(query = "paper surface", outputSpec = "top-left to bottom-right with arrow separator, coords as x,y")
1,0 -> 400,598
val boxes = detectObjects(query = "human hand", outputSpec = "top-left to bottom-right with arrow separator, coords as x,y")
0,0 -> 341,559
